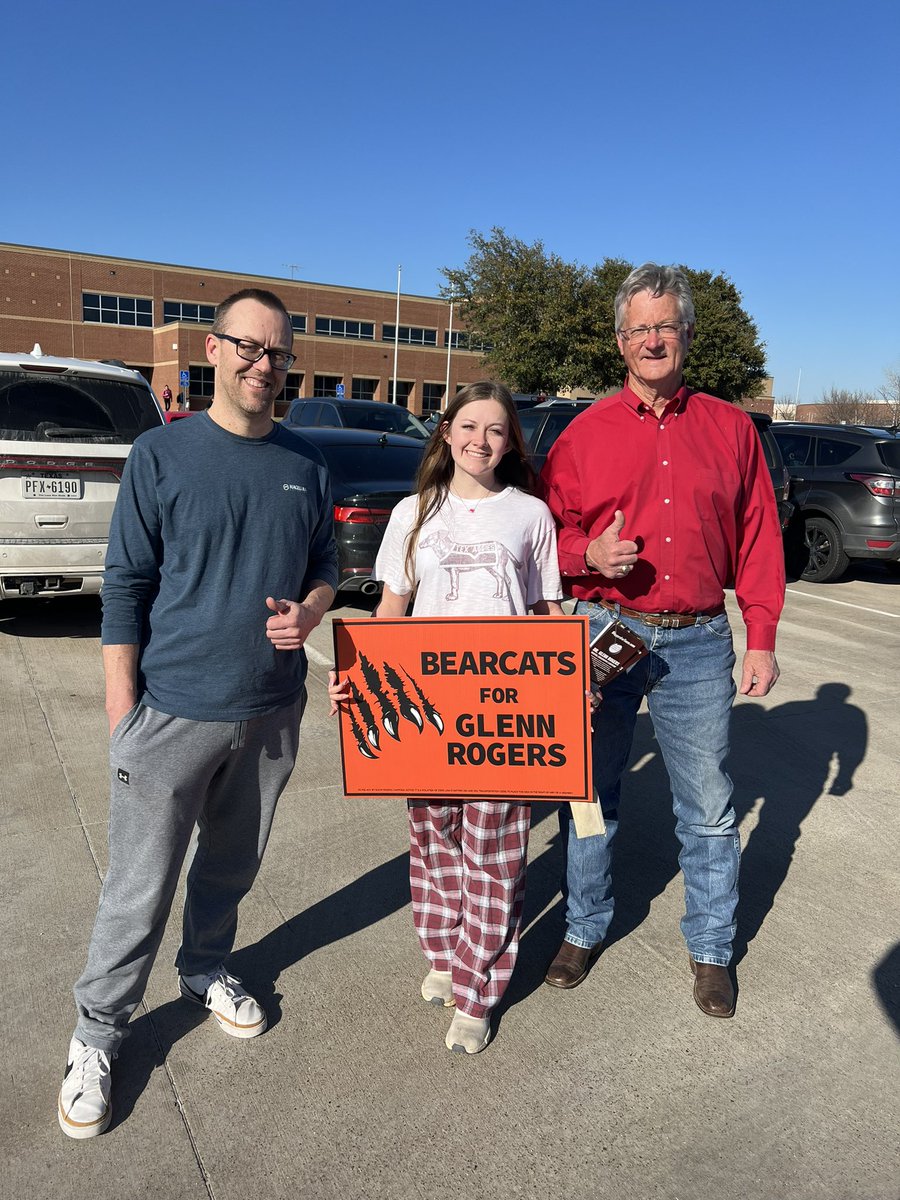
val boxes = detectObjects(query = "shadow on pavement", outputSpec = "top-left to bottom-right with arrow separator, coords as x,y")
502,679 -> 869,1016
873,943 -> 900,1036
0,595 -> 102,638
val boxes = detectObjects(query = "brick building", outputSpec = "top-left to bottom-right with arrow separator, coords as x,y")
0,242 -> 491,416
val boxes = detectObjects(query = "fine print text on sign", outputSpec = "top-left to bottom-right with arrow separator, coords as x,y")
332,615 -> 593,802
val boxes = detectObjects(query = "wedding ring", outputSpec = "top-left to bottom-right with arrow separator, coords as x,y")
618,564 -> 632,576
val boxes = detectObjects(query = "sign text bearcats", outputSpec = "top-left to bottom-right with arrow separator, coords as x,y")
421,649 -> 576,675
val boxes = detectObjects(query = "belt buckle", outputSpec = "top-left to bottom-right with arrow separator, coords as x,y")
658,614 -> 680,629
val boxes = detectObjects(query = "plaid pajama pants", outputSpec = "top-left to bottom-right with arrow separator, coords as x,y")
407,799 -> 531,1019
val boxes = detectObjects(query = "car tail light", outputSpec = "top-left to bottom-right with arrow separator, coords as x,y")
334,506 -> 391,525
866,540 -> 894,548
0,454 -> 126,478
846,472 -> 899,497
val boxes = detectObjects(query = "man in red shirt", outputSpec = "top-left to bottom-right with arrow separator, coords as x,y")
540,263 -> 784,1016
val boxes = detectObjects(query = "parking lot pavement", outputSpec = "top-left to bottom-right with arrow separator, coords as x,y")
2,566 -> 898,1200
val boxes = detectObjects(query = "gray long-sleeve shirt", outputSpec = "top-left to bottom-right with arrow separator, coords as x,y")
102,413 -> 338,721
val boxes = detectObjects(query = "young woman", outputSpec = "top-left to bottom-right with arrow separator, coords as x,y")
330,381 -> 564,1054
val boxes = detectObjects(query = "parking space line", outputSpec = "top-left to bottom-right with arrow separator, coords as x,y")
785,587 -> 900,620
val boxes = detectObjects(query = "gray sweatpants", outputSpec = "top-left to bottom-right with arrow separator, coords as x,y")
73,695 -> 304,1053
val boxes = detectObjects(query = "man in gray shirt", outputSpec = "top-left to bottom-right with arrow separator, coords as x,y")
58,288 -> 338,1139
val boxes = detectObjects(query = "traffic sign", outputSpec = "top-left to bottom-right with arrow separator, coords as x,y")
336,383 -> 345,397
179,370 -> 190,386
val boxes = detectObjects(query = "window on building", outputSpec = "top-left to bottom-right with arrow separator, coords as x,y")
163,301 -> 216,325
189,366 -> 215,399
314,374 -> 343,398
383,324 -> 437,347
351,377 -> 379,401
444,330 -> 492,352
314,316 -> 374,340
422,382 -> 445,412
83,293 -> 153,327
387,380 -> 413,408
282,372 -> 304,405
290,314 -> 307,333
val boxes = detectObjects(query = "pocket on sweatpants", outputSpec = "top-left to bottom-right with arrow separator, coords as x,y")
110,702 -> 144,741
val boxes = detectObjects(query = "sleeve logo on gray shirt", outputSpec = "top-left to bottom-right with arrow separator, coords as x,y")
117,768 -> 130,785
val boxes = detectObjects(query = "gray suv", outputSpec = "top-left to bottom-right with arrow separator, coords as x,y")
772,423 -> 900,582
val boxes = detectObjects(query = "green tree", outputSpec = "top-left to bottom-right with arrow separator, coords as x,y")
443,230 -> 767,403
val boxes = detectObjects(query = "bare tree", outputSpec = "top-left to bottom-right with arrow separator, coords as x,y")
878,369 -> 900,428
773,396 -> 796,421
816,388 -> 877,425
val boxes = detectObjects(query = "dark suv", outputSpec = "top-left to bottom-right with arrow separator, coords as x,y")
771,423 -> 900,582
283,397 -> 429,440
521,399 -> 794,530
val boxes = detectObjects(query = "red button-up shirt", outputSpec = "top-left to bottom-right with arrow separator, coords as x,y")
540,384 -> 785,650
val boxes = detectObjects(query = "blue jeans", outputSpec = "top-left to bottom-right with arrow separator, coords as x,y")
561,601 -> 740,966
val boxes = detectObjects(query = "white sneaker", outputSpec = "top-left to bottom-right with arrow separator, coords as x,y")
445,1012 -> 491,1054
421,969 -> 455,1007
179,969 -> 267,1039
58,1036 -> 112,1139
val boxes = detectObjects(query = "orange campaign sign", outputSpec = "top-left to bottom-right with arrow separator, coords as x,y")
332,615 -> 593,802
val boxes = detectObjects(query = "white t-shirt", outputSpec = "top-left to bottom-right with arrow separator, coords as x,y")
375,486 -> 563,617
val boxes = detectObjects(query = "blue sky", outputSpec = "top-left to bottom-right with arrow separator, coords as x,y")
2,0 -> 897,403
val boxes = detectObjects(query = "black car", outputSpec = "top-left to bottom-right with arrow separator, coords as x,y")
519,400 -> 793,531
287,427 -> 424,594
283,397 -> 430,440
771,423 -> 900,582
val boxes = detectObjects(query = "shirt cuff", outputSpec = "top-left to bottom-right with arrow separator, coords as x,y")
745,623 -> 778,652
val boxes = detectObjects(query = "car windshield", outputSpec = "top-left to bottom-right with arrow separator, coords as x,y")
340,406 -> 430,439
0,370 -> 160,443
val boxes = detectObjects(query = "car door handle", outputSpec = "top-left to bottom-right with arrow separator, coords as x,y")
35,515 -> 68,527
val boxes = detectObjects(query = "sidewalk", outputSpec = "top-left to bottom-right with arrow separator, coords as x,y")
2,580 -> 897,1200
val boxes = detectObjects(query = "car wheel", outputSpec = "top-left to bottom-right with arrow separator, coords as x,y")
801,516 -> 849,583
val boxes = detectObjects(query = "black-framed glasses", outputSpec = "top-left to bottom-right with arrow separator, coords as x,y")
617,321 -> 686,344
214,333 -> 296,371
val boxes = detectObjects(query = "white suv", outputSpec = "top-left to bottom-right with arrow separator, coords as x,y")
0,345 -> 165,599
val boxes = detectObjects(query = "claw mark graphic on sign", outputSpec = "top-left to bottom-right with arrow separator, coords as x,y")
350,679 -> 379,749
383,662 -> 424,732
359,652 -> 400,741
348,703 -> 377,758
402,665 -> 444,733
419,530 -> 522,600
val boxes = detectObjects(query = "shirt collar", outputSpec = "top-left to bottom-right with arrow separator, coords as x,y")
620,381 -> 691,419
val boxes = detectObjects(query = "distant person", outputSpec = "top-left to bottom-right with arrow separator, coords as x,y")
57,288 -> 338,1138
161,383 -> 172,411
330,382 -> 564,1054
540,263 -> 785,1017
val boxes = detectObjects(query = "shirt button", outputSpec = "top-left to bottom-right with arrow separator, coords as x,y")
662,459 -> 669,466
659,424 -> 665,430
665,536 -> 671,543
664,574 -> 670,580
664,498 -> 671,504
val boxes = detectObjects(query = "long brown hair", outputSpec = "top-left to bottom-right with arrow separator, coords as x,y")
402,381 -> 537,583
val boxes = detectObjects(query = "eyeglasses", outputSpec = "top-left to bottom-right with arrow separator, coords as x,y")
617,321 -> 686,344
214,333 -> 296,371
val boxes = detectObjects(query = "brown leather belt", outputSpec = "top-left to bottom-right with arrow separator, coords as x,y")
595,597 -> 726,629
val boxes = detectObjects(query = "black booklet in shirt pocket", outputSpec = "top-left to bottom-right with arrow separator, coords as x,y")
589,615 -> 649,689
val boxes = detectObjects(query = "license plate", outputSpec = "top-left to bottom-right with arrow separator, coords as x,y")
22,476 -> 83,499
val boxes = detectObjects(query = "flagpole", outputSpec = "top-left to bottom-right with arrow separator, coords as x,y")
392,265 -> 401,404
444,292 -> 454,409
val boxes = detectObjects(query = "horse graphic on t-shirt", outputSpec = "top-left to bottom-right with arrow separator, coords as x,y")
419,529 -> 522,601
